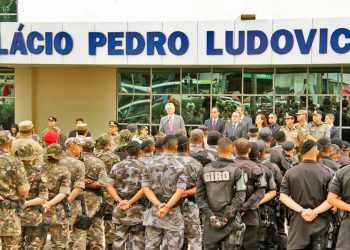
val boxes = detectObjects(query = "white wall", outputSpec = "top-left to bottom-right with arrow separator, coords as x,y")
18,0 -> 350,22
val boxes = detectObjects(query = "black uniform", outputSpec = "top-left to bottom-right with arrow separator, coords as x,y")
269,147 -> 291,176
320,156 -> 341,172
233,156 -> 267,250
328,164 -> 350,250
280,160 -> 332,249
196,157 -> 246,249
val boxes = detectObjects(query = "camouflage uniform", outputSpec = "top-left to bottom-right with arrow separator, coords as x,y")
11,134 -> 43,163
60,150 -> 86,250
95,134 -> 121,248
189,143 -> 216,166
0,131 -> 30,250
139,153 -> 153,166
114,130 -> 133,161
107,156 -> 145,250
175,153 -> 203,249
142,153 -> 187,250
14,144 -> 49,250
41,144 -> 71,250
81,137 -> 107,250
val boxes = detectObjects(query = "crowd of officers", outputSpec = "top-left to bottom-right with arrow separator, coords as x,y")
2,107 -> 350,250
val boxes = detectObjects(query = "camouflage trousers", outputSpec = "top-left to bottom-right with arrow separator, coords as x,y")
68,200 -> 87,250
0,235 -> 21,250
104,214 -> 115,246
47,224 -> 69,250
87,216 -> 105,250
21,226 -> 45,250
145,226 -> 184,250
183,203 -> 202,250
113,224 -> 145,250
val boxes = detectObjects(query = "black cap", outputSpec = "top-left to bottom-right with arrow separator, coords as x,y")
300,140 -> 317,155
163,134 -> 178,144
140,140 -> 154,149
259,127 -> 272,139
282,141 -> 294,151
331,138 -> 344,149
248,126 -> 259,134
125,141 -> 141,150
48,116 -> 57,122
177,136 -> 189,147
154,139 -> 164,148
198,125 -> 209,132
317,137 -> 331,151
109,120 -> 118,127
127,123 -> 138,133
274,131 -> 286,142
343,141 -> 350,150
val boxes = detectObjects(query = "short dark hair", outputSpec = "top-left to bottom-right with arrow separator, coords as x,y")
177,143 -> 189,153
142,145 -> 154,154
235,138 -> 250,155
207,131 -> 222,146
127,147 -> 140,157
76,118 -> 84,123
218,137 -> 233,154
163,140 -> 178,151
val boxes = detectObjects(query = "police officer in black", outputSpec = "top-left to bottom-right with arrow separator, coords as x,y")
280,140 -> 333,250
233,138 -> 267,250
196,137 -> 247,249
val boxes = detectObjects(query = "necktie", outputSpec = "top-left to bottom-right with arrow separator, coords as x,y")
232,124 -> 236,135
168,116 -> 173,133
212,119 -> 217,129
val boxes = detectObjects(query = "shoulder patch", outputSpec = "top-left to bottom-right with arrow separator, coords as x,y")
41,175 -> 48,183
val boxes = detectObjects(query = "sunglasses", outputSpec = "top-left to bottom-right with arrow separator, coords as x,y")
285,117 -> 294,120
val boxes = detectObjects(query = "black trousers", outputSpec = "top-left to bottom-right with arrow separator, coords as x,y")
242,225 -> 259,250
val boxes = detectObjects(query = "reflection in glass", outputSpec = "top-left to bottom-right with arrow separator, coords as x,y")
182,69 -> 211,94
212,96 -> 241,121
152,68 -> 180,94
181,96 -> 210,124
118,69 -> 150,94
0,74 -> 15,97
307,96 -> 340,125
243,96 -> 273,119
0,15 -> 16,22
342,129 -> 350,142
212,69 -> 242,94
151,95 -> 181,124
275,96 -> 306,125
117,95 -> 150,123
0,98 -> 14,129
243,69 -> 273,94
275,68 -> 307,95
308,68 -> 341,94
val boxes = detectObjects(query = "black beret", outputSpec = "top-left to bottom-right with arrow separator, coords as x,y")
259,127 -> 272,139
256,140 -> 266,153
198,125 -> 209,132
331,138 -> 344,149
248,126 -> 259,134
177,135 -> 189,147
108,120 -> 118,127
300,140 -> 317,155
154,139 -> 164,148
282,141 -> 294,151
127,123 -> 138,133
343,141 -> 350,150
140,140 -> 154,149
163,134 -> 178,144
249,142 -> 259,159
125,140 -> 141,150
317,137 -> 331,146
274,131 -> 286,142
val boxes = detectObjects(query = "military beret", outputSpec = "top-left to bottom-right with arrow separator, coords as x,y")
127,123 -> 138,133
282,141 -> 295,151
140,139 -> 154,149
256,140 -> 266,153
177,136 -> 189,147
332,144 -> 340,151
197,125 -> 209,132
163,134 -> 178,144
284,113 -> 294,119
125,140 -> 141,151
331,138 -> 344,149
300,140 -> 317,155
154,139 -> 164,148
80,137 -> 95,148
343,141 -> 350,150
258,127 -> 272,139
43,131 -> 60,145
313,110 -> 322,116
46,143 -> 64,160
15,143 -> 36,161
76,123 -> 88,131
48,116 -> 57,122
116,129 -> 132,148
274,131 -> 286,142
108,120 -> 118,127
248,126 -> 259,134
0,130 -> 11,144
19,120 -> 34,132
97,133 -> 112,148
65,137 -> 82,149
317,137 -> 331,146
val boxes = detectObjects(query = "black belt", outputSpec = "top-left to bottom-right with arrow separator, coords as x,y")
0,200 -> 19,209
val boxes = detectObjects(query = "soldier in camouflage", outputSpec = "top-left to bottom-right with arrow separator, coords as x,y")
175,135 -> 203,249
114,129 -> 132,161
80,137 -> 107,250
107,120 -> 119,150
106,140 -> 146,250
142,134 -> 187,250
0,130 -> 30,250
95,133 -> 121,250
14,143 -> 49,250
40,144 -> 71,250
61,138 -> 86,250
139,140 -> 154,166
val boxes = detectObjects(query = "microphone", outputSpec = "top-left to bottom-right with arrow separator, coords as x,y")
158,117 -> 170,135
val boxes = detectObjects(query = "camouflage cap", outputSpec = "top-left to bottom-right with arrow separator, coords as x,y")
80,137 -> 95,148
65,137 -> 82,149
19,120 -> 34,132
15,143 -> 36,161
46,143 -> 64,160
76,123 -> 88,131
116,129 -> 132,148
0,130 -> 11,144
97,133 -> 112,148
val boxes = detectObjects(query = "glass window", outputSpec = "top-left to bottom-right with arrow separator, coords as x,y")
243,68 -> 273,94
275,96 -> 306,125
0,98 -> 15,129
117,95 -> 150,123
0,15 -> 16,22
151,95 -> 181,124
243,95 -> 274,119
211,96 -> 241,120
182,68 -> 211,94
0,73 -> 15,97
308,68 -> 341,94
212,69 -> 242,94
118,69 -> 150,94
152,68 -> 180,94
0,0 -> 17,22
307,96 -> 340,125
342,129 -> 350,141
181,96 -> 210,124
275,68 -> 307,95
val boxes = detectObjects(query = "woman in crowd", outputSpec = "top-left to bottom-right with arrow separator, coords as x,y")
255,113 -> 268,130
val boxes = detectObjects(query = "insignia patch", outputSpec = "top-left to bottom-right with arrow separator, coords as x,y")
41,176 -> 48,183
19,165 -> 25,173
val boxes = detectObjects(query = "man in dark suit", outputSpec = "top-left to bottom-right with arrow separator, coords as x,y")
236,105 -> 253,129
68,118 -> 91,138
203,107 -> 225,133
158,102 -> 185,135
325,113 -> 339,139
223,111 -> 247,138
